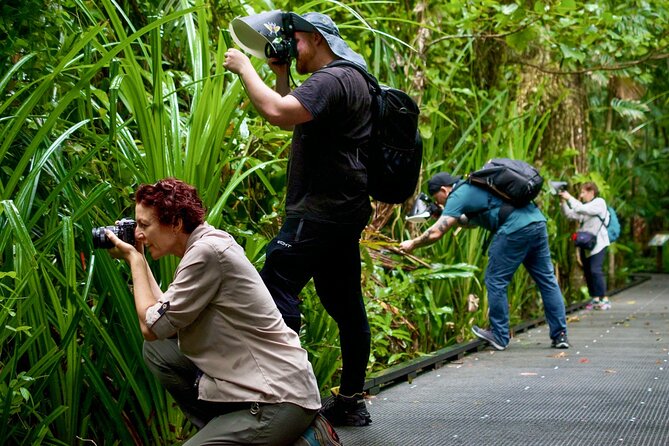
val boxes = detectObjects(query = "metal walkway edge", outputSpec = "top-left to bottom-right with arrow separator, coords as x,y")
338,273 -> 669,445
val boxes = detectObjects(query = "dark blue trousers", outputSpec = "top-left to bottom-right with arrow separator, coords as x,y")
581,247 -> 608,298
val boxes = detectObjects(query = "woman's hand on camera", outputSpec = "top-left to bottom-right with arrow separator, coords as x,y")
558,190 -> 571,200
105,229 -> 142,262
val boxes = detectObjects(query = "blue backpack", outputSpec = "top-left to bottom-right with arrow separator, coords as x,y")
603,206 -> 620,243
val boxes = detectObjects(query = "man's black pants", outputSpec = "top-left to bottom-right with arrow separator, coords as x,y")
260,217 -> 371,396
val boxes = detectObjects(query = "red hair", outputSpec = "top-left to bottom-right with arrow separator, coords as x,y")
135,178 -> 206,233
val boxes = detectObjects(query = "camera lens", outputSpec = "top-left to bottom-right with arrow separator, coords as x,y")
92,219 -> 136,250
264,39 -> 295,63
92,226 -> 115,249
265,42 -> 285,61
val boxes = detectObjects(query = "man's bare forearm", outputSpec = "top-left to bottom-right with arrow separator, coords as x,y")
275,70 -> 290,96
413,217 -> 452,248
400,215 -> 456,252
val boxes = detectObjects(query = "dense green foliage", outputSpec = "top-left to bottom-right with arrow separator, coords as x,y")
1,0 -> 668,443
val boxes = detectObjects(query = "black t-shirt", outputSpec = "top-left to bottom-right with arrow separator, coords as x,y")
287,65 -> 373,226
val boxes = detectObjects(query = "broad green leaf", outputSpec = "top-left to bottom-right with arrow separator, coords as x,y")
559,43 -> 586,62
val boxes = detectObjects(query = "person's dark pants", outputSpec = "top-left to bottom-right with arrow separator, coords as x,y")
260,218 -> 371,396
581,247 -> 607,298
143,339 -> 316,445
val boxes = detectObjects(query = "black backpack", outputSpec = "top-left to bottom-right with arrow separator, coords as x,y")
328,61 -> 422,204
467,158 -> 544,208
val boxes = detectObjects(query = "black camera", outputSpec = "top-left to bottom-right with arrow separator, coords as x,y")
263,12 -> 314,63
230,11 -> 319,64
406,193 -> 442,223
265,38 -> 296,62
92,218 -> 136,249
549,181 -> 568,194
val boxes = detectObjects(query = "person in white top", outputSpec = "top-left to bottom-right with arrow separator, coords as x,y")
105,178 -> 322,445
559,182 -> 611,310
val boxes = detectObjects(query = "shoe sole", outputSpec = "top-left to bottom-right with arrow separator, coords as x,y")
343,416 -> 372,427
324,413 -> 372,427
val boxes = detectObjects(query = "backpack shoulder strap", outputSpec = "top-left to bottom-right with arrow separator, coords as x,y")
497,203 -> 515,228
596,204 -> 611,227
325,60 -> 381,92
458,181 -> 513,230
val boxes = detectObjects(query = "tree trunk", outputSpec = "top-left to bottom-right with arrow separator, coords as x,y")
516,49 -> 590,298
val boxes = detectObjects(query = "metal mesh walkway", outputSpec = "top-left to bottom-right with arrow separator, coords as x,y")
337,274 -> 669,445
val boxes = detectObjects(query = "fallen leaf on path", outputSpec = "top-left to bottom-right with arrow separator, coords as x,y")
604,369 -> 618,374
579,358 -> 590,363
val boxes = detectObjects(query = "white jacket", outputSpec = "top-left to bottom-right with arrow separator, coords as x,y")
561,196 -> 610,256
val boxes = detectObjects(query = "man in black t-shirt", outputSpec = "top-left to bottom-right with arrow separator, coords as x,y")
224,12 -> 373,427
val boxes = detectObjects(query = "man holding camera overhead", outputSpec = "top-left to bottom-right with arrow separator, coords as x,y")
399,172 -> 570,351
224,11 -> 373,426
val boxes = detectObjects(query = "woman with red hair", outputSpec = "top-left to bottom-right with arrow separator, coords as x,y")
106,178 -> 322,445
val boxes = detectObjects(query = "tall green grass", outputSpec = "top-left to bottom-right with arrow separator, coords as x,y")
0,0 -> 273,442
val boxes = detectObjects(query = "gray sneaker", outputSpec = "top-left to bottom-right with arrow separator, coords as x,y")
472,325 -> 506,351
551,332 -> 570,349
